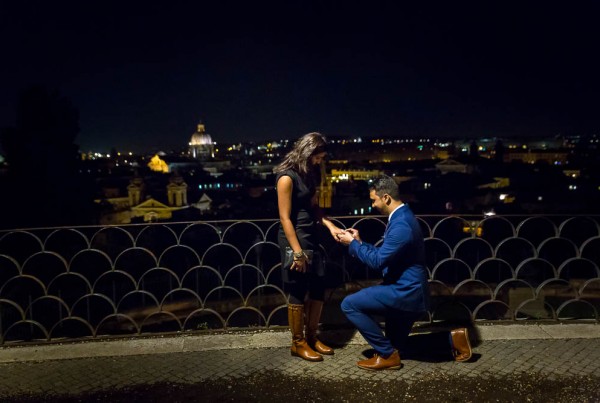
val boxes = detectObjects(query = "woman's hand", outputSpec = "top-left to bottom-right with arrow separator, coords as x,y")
329,225 -> 343,240
291,255 -> 308,273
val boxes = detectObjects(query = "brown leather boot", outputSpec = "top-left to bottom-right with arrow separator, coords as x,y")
450,328 -> 472,362
305,300 -> 334,355
288,304 -> 323,362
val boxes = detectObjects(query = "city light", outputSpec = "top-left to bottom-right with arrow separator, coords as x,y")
69,131 -> 600,226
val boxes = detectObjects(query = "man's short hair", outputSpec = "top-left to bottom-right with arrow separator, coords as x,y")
369,175 -> 401,200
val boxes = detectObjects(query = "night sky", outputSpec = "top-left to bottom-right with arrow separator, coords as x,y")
1,1 -> 599,153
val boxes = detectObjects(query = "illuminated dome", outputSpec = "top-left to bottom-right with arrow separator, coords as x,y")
190,133 -> 212,145
189,122 -> 215,160
190,123 -> 213,145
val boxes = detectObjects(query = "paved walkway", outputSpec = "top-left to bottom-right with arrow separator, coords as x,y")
1,323 -> 599,402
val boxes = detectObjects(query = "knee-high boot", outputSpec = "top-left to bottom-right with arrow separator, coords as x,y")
288,304 -> 323,362
305,299 -> 334,355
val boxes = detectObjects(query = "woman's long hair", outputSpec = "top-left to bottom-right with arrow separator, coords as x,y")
273,132 -> 326,178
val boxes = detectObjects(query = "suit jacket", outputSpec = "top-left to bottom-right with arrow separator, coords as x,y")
348,205 -> 430,312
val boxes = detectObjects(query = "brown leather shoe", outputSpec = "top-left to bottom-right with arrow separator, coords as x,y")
357,350 -> 401,371
450,328 -> 472,362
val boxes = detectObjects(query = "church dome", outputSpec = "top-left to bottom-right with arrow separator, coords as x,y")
189,123 -> 213,145
190,133 -> 213,145
189,122 -> 215,160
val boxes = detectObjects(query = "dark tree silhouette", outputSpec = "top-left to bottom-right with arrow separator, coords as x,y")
469,140 -> 479,159
494,139 -> 505,163
0,86 -> 94,229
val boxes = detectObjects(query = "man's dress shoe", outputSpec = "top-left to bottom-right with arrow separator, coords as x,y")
357,350 -> 401,370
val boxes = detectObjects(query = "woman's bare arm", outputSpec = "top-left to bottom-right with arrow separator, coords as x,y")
277,175 -> 307,272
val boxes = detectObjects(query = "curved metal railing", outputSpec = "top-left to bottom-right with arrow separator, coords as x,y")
0,214 -> 599,344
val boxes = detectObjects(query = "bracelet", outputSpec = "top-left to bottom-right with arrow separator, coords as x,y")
293,250 -> 305,259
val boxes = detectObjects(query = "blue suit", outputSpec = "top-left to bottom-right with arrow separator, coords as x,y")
341,204 -> 430,356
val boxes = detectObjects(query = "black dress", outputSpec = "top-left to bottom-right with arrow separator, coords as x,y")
276,169 -> 325,283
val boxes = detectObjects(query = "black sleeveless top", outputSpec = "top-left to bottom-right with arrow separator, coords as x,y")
276,169 -> 325,280
276,169 -> 316,230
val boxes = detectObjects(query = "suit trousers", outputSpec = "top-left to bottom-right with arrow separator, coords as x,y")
341,285 -> 422,357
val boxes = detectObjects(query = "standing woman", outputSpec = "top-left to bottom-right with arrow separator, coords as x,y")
274,132 -> 341,362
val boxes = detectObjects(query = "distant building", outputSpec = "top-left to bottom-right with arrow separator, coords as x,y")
435,159 -> 469,174
192,193 -> 212,213
148,154 -> 170,173
505,149 -> 569,165
98,174 -> 190,224
189,123 -> 214,160
330,168 -> 382,182
167,174 -> 188,207
128,176 -> 145,205
318,163 -> 333,209
130,197 -> 185,222
477,177 -> 510,189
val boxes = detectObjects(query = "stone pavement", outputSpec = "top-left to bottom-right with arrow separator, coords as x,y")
0,323 -> 599,402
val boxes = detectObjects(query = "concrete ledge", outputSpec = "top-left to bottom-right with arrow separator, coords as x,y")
475,323 -> 600,340
0,323 -> 598,363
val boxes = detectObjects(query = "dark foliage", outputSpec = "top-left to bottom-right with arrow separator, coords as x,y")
0,86 -> 95,229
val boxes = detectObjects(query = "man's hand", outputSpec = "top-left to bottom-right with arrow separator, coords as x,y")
337,228 -> 361,246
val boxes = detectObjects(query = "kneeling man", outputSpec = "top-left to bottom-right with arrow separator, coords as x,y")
337,175 -> 471,370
